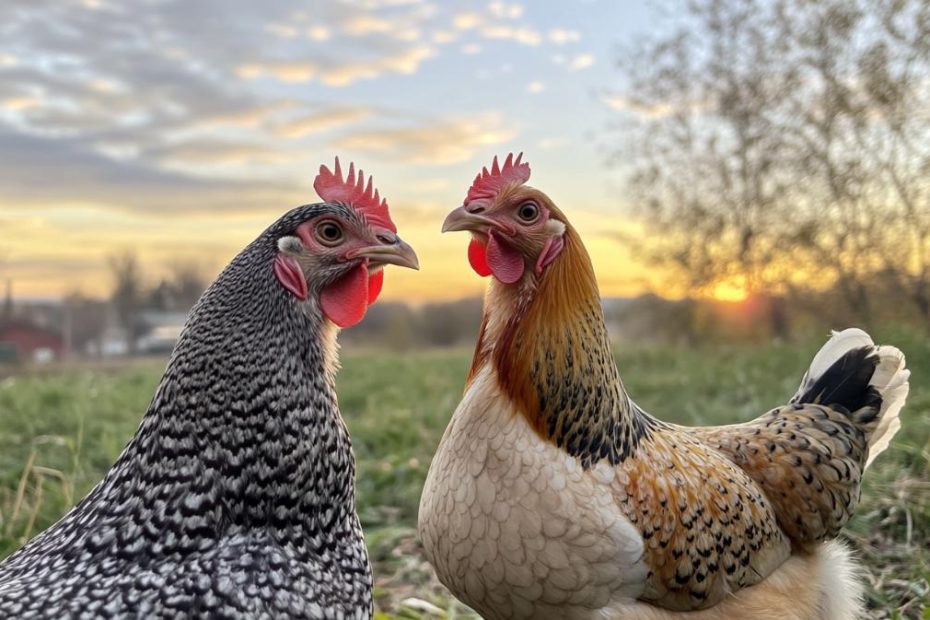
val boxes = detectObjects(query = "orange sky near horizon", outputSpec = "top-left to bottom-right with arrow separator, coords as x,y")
1,195 -> 662,303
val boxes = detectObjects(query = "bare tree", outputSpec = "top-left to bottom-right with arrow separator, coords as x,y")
775,0 -> 930,324
616,0 -> 930,331
145,261 -> 209,313
108,251 -> 142,354
617,0 -> 799,337
64,290 -> 107,357
2,279 -> 12,322
164,260 -> 208,311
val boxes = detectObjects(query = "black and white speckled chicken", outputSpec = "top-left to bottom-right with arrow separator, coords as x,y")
0,159 -> 418,619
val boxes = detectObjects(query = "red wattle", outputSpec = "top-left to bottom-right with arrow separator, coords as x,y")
368,269 -> 384,304
468,238 -> 492,277
486,232 -> 525,284
320,263 -> 370,328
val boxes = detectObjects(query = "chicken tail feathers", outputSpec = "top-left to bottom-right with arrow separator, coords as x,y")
791,328 -> 909,468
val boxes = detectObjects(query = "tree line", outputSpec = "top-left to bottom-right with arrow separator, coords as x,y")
616,0 -> 930,337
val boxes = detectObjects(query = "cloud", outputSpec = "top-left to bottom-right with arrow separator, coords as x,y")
0,0 -> 582,222
452,13 -> 484,30
238,62 -> 318,83
333,114 -> 516,165
569,53 -> 595,70
271,106 -> 372,139
306,26 -> 331,41
196,102 -> 296,130
432,30 -> 458,44
150,140 -> 290,166
488,2 -> 525,19
0,127 -> 302,216
342,14 -> 395,36
320,46 -> 434,87
527,81 -> 545,94
236,46 -> 434,87
552,52 -> 596,70
548,29 -> 580,44
481,25 -> 542,46
2,96 -> 42,111
265,22 -> 300,39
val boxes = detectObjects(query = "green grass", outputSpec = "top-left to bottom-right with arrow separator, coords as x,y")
1,337 -> 928,618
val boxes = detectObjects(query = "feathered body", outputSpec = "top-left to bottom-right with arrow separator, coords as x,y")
0,160 -> 419,618
0,205 -> 370,618
419,155 -> 909,619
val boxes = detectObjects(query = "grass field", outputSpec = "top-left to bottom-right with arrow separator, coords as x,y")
1,334 -> 928,618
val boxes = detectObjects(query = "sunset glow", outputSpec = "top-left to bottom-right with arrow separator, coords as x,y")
0,1 -> 667,303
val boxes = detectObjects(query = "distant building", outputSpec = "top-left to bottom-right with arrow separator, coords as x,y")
136,310 -> 188,354
0,319 -> 64,364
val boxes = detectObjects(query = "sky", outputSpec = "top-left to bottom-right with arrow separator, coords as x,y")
0,0 -> 664,303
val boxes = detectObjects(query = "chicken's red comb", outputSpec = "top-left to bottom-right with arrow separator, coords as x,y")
314,157 -> 396,233
465,152 -> 531,204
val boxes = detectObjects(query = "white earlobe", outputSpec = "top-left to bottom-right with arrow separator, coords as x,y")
277,235 -> 304,254
545,219 -> 566,236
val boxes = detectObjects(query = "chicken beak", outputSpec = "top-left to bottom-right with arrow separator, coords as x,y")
352,237 -> 420,270
441,206 -> 497,234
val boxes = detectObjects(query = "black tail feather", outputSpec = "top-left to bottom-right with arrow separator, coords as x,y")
793,347 -> 883,421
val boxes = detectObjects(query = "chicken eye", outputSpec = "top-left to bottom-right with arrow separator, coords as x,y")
517,202 -> 539,223
315,221 -> 344,246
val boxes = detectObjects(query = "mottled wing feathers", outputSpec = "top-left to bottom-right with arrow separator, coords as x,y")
693,329 -> 908,550
696,404 -> 870,547
613,429 -> 791,610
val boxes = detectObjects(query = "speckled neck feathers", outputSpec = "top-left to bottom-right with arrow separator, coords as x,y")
107,211 -> 355,534
0,204 -> 372,618
473,225 -> 655,467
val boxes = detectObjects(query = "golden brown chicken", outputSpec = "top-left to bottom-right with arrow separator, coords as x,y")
418,153 -> 909,620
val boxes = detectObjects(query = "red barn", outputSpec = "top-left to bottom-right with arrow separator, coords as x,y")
0,320 -> 64,363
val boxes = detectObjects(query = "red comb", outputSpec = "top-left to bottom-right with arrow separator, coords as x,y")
465,152 -> 531,204
314,157 -> 396,233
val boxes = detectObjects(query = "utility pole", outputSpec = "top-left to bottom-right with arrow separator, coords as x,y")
2,279 -> 12,322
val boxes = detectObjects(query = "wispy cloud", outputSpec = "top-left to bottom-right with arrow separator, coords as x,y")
151,140 -> 291,167
488,2 -> 525,19
320,46 -> 434,86
452,12 -> 484,30
238,46 -> 435,87
552,52 -> 596,71
237,62 -> 318,83
342,14 -> 396,37
0,127 -> 303,216
271,107 -> 373,139
481,25 -> 542,46
548,29 -> 581,45
334,113 -> 516,165
569,53 -> 596,70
